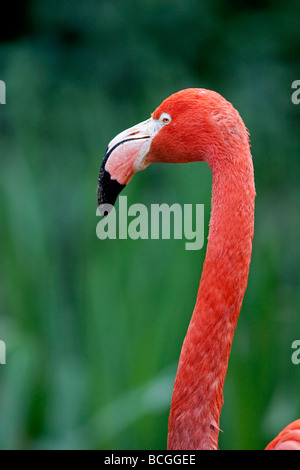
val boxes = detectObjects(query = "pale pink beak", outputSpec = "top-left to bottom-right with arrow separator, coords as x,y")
97,117 -> 160,214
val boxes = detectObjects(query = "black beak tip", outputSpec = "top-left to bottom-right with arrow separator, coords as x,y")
97,167 -> 126,216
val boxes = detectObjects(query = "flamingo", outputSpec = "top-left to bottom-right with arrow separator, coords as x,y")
97,89 -> 300,450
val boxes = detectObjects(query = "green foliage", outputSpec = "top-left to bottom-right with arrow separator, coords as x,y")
0,0 -> 300,450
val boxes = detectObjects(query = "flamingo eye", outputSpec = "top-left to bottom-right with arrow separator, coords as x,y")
160,113 -> 171,125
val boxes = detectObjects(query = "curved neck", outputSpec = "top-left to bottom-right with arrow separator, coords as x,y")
167,147 -> 255,450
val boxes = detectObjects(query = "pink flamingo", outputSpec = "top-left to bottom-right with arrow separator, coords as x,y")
97,89 -> 300,450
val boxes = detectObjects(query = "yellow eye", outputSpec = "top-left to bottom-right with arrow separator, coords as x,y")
160,113 -> 171,125
161,114 -> 171,124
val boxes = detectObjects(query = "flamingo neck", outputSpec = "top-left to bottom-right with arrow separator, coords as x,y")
167,146 -> 255,450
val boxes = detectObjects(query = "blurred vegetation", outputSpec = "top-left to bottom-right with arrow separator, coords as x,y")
0,0 -> 300,450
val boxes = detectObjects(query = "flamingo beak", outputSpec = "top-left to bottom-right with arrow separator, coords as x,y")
97,118 -> 157,214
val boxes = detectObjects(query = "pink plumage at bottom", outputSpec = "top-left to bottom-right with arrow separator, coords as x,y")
265,420 -> 300,450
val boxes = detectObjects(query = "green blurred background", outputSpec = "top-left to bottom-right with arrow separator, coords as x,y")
0,0 -> 300,450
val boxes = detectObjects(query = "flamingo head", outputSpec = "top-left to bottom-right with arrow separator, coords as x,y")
97,88 -> 248,213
